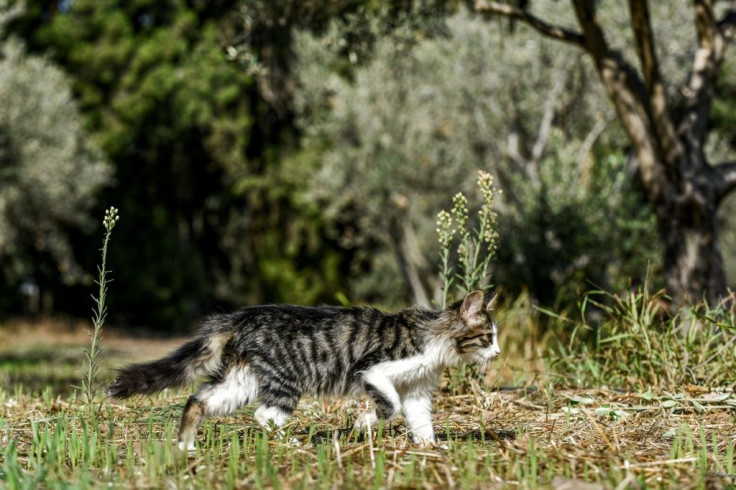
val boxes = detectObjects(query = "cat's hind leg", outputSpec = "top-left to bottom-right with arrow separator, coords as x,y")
253,405 -> 291,429
177,364 -> 259,451
178,396 -> 205,451
253,380 -> 300,431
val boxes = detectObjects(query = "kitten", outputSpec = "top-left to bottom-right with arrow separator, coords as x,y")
108,290 -> 500,450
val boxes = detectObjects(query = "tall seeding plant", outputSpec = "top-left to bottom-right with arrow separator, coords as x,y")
436,171 -> 500,392
436,170 -> 500,307
80,207 -> 119,407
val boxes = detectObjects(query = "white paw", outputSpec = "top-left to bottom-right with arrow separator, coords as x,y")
354,411 -> 378,432
411,435 -> 436,446
254,406 -> 289,429
177,440 -> 196,452
413,438 -> 447,450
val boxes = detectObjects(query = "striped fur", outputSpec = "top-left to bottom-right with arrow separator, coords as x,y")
107,290 -> 500,449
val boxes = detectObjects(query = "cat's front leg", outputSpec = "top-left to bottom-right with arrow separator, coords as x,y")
402,394 -> 435,445
353,409 -> 378,432
355,371 -> 401,432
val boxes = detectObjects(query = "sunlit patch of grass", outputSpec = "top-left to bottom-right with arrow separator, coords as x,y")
2,379 -> 736,488
546,287 -> 736,390
0,320 -> 186,397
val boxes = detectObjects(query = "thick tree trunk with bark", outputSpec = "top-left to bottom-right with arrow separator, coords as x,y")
655,174 -> 727,304
475,0 -> 736,305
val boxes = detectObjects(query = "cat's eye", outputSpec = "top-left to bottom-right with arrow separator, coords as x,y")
457,330 -> 493,353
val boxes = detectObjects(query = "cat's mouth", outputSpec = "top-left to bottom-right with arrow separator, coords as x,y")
471,346 -> 500,363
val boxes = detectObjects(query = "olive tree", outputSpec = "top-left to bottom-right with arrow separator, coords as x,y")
0,6 -> 111,301
294,11 -> 659,306
475,0 -> 736,305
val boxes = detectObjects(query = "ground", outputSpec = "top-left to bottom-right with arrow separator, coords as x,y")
0,319 -> 734,488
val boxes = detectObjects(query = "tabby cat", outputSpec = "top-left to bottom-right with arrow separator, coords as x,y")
108,290 -> 500,449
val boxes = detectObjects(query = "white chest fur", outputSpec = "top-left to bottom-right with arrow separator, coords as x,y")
356,339 -> 457,444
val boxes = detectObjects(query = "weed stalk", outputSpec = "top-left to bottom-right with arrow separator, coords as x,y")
80,206 -> 119,408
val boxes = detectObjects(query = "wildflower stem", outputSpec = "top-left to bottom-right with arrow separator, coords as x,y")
81,207 -> 119,407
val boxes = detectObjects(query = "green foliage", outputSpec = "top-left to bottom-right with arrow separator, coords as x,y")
294,10 -> 659,309
0,31 -> 111,302
8,0 -> 369,326
295,18 -> 500,305
16,0 -> 258,327
713,58 -> 736,288
548,286 -> 736,390
5,0 -> 734,324
496,150 -> 660,305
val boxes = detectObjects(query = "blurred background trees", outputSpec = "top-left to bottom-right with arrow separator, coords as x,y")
475,0 -> 736,306
293,11 -> 659,308
0,2 -> 111,314
1,0 -> 735,330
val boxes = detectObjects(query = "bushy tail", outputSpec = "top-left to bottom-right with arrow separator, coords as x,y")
107,332 -> 231,398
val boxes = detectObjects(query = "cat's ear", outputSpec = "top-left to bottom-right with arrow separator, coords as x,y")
460,290 -> 485,323
484,291 -> 499,312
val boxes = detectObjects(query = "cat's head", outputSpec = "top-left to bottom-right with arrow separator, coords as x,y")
447,290 -> 500,364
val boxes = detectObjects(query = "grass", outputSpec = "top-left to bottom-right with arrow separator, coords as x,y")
1,378 -> 735,488
1,288 -> 735,488
547,287 -> 736,390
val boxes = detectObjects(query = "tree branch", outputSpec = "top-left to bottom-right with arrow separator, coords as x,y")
715,161 -> 736,201
571,0 -> 669,202
628,0 -> 682,165
387,212 -> 430,307
531,72 -> 566,163
505,123 -> 539,185
473,0 -> 585,47
628,0 -> 661,94
576,113 -> 614,168
717,5 -> 736,39
0,1 -> 24,37
679,1 -> 735,151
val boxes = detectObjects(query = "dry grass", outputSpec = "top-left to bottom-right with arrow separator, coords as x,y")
1,317 -> 735,488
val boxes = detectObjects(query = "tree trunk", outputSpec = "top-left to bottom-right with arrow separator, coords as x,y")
473,0 -> 736,305
570,0 -> 731,305
656,178 -> 727,305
